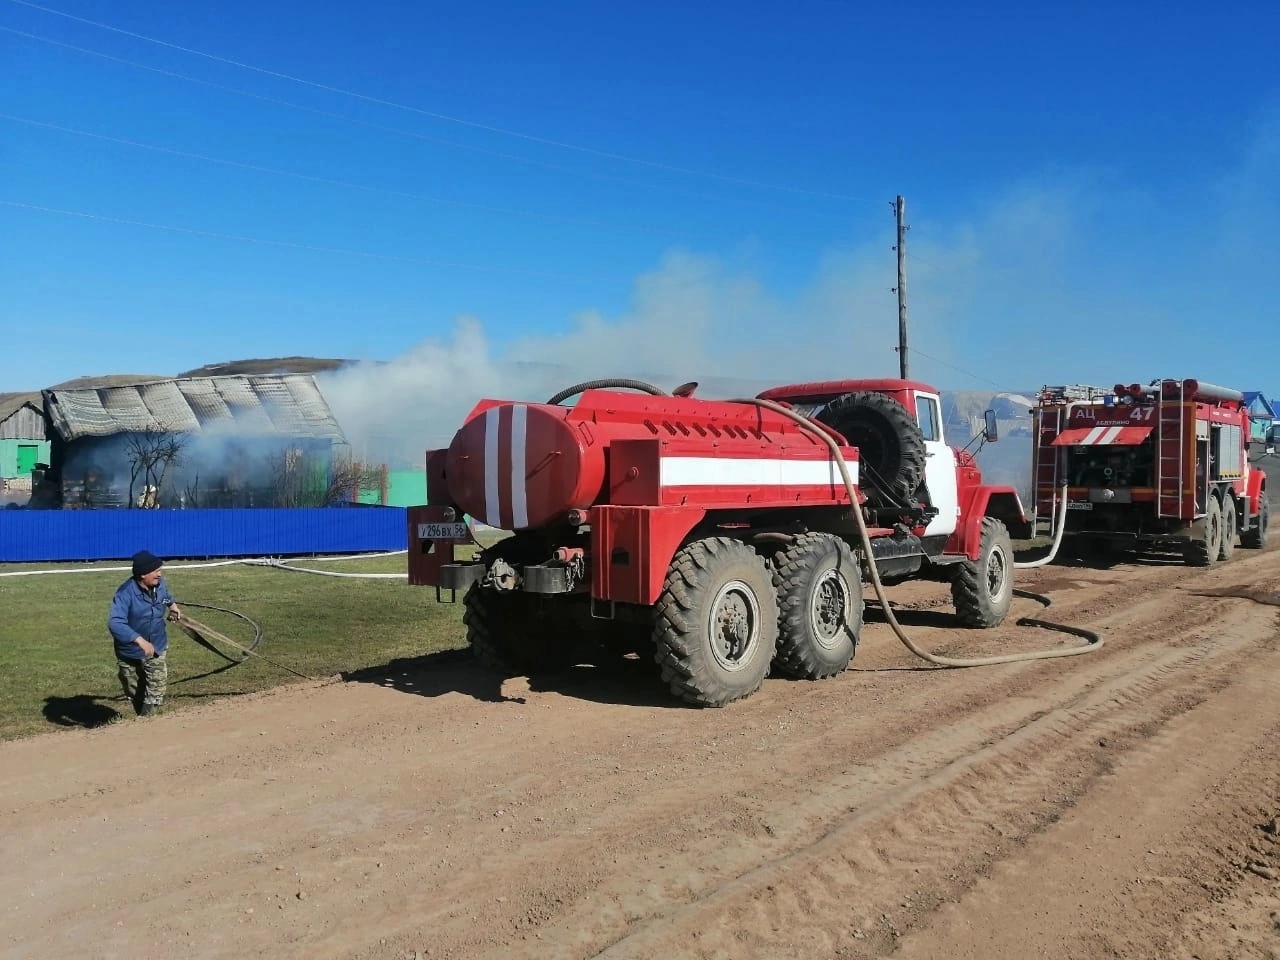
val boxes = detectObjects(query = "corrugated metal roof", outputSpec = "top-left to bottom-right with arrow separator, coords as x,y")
44,375 -> 348,443
47,374 -> 169,390
0,392 -> 42,425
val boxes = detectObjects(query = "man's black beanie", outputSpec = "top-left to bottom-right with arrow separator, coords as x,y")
132,550 -> 163,578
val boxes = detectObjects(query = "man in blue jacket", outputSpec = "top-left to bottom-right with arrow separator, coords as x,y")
108,550 -> 183,717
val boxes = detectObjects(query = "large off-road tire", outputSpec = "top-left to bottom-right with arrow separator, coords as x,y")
771,533 -> 863,679
652,537 -> 779,707
816,391 -> 927,503
951,517 -> 1015,628
1241,493 -> 1269,549
1219,495 -> 1237,562
463,585 -> 576,675
1184,496 -> 1222,567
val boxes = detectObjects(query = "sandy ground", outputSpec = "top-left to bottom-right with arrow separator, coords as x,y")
3,538 -> 1280,960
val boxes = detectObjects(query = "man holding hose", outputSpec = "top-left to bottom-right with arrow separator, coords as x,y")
108,550 -> 182,717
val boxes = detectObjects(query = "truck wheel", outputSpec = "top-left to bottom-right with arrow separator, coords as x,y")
771,533 -> 863,679
653,537 -> 779,707
463,585 -> 574,675
816,391 -> 927,504
951,517 -> 1014,627
1241,494 -> 1269,549
1219,496 -> 1237,561
1184,496 -> 1222,567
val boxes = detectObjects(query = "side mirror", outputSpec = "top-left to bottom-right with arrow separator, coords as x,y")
983,409 -> 999,443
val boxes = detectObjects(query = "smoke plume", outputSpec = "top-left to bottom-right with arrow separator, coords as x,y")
317,247 -> 941,468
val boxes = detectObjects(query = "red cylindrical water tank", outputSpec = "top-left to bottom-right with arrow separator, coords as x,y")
445,402 -> 607,530
443,390 -> 848,529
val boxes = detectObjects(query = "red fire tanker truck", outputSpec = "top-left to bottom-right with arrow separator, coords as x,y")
409,378 -> 1030,707
1030,379 -> 1268,564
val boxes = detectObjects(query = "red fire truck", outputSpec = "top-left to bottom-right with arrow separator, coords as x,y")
1030,379 -> 1268,564
408,378 -> 1029,707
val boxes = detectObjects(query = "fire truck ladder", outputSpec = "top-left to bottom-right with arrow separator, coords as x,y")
1156,381 -> 1189,518
1032,405 -> 1065,534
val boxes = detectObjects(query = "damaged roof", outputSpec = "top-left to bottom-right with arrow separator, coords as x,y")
43,375 -> 348,443
0,391 -> 43,425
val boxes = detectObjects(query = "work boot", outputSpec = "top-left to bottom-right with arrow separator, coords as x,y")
138,703 -> 159,717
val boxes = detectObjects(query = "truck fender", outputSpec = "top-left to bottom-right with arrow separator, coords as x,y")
946,486 -> 1031,561
1247,468 -> 1267,516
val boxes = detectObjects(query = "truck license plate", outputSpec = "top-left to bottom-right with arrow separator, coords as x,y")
418,522 -> 469,539
1065,502 -> 1093,511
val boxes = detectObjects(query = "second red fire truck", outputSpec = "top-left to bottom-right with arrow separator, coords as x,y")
1030,379 -> 1268,564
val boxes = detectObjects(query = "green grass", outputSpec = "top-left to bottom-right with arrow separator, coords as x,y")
0,552 -> 478,741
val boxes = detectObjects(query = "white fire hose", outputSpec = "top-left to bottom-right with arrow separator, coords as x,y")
1014,484 -> 1069,569
733,398 -> 1102,666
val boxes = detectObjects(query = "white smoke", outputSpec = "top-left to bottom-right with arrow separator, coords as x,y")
315,180 -> 1109,493
317,246 -> 945,467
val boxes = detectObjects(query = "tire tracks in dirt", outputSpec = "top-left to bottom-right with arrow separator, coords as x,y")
370,555 -> 1280,959
891,648 -> 1280,960
529,596 -> 1279,959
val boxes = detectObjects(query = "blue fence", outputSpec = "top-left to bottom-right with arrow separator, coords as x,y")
0,506 -> 409,562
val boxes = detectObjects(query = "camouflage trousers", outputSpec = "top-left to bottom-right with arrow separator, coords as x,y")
117,652 -> 168,715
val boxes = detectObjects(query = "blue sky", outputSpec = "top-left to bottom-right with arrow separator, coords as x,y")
2,0 -> 1278,416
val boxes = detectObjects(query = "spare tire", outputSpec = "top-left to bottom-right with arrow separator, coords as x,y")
816,391 -> 927,503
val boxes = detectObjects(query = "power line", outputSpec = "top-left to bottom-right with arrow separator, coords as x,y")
910,346 -> 1003,390
2,26 -> 856,222
0,112 -> 692,239
0,199 -> 610,280
906,251 -> 943,270
7,0 -> 879,204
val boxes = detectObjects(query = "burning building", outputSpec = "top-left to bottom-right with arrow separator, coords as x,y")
39,374 -> 350,509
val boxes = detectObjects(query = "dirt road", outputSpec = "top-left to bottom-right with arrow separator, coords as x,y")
3,542 -> 1279,960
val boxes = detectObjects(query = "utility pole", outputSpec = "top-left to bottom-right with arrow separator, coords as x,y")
893,195 -> 909,379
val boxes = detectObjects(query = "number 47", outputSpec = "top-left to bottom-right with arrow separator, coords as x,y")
1129,406 -> 1153,421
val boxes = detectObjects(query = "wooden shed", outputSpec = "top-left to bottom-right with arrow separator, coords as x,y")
0,392 -> 50,497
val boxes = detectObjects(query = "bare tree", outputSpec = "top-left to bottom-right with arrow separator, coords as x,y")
182,472 -> 201,509
125,423 -> 189,509
268,448 -> 384,507
267,446 -> 309,508
324,456 -> 386,505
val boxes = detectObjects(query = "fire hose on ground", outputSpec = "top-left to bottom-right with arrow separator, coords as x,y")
176,604 -> 318,681
1013,484 -> 1069,570
734,397 -> 1103,666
